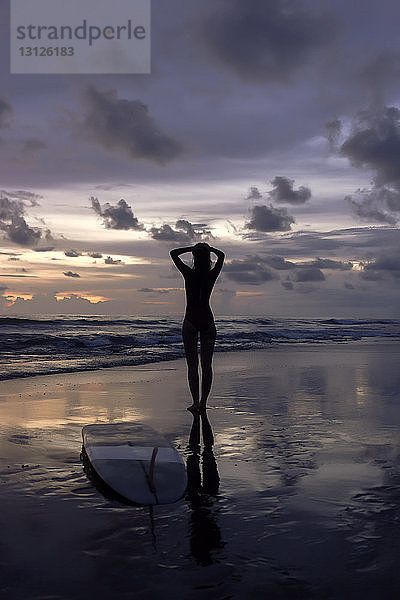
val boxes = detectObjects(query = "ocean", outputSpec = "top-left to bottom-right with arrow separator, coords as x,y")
1,315 -> 400,381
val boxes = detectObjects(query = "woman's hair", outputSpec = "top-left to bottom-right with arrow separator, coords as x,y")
192,243 -> 211,272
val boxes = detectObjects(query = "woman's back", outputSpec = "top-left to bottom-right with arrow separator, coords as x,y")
170,243 -> 224,331
183,267 -> 219,331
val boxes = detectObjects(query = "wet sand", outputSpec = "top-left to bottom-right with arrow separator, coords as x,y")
1,342 -> 400,599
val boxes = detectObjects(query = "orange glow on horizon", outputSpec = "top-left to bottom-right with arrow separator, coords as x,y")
54,293 -> 111,303
5,294 -> 34,302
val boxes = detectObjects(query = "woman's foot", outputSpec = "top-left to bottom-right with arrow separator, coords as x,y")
187,404 -> 200,414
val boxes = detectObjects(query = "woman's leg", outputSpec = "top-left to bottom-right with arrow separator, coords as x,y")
182,318 -> 200,410
199,324 -> 217,410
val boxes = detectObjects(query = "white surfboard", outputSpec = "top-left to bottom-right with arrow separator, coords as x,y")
82,422 -> 187,505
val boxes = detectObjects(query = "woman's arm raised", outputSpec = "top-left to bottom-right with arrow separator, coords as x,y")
209,246 -> 225,278
170,246 -> 193,275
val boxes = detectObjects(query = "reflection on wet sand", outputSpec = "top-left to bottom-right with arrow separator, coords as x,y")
1,346 -> 400,599
186,412 -> 224,566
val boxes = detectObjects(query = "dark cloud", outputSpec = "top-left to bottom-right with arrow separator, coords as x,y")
0,273 -> 36,278
325,118 -> 342,152
341,106 -> 400,189
137,287 -> 171,294
269,176 -> 311,204
340,105 -> 400,226
150,224 -> 189,243
242,227 -> 400,264
1,215 -> 42,246
229,252 -> 352,276
150,219 -> 212,243
346,187 -> 400,225
95,184 -> 131,191
63,271 -> 80,278
81,85 -> 184,164
247,186 -> 262,200
0,190 -> 42,204
348,197 -> 397,225
104,256 -> 123,265
295,268 -> 326,282
199,0 -> 338,83
0,196 -> 24,221
262,255 -> 296,270
360,52 -> 400,108
265,230 -> 344,253
245,204 -> 295,232
0,195 -> 53,247
64,249 -> 82,257
360,270 -> 383,281
224,256 -> 278,285
364,255 -> 400,271
175,219 -> 197,239
301,257 -> 353,270
34,246 -> 55,252
176,219 -> 213,240
259,254 -> 351,273
293,227 -> 400,254
0,97 -> 12,128
91,197 -> 144,231
384,191 -> 400,212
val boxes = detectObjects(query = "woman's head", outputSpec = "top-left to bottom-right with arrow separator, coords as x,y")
192,243 -> 211,272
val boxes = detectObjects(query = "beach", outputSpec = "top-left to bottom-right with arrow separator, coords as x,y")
1,342 -> 400,599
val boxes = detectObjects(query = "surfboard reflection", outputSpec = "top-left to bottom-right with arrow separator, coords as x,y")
186,412 -> 224,566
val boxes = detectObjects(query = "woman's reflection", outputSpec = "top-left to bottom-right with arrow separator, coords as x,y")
186,412 -> 224,566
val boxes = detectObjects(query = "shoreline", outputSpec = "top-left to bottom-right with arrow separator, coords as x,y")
2,337 -> 399,383
1,342 -> 400,598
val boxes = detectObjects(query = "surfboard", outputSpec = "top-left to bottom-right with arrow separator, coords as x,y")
82,422 -> 187,505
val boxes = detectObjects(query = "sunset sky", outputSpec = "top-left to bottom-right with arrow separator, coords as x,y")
1,0 -> 400,317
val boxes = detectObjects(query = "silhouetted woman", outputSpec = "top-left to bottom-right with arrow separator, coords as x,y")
170,243 -> 225,413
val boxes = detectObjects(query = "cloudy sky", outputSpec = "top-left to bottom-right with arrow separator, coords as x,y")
1,0 -> 400,318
